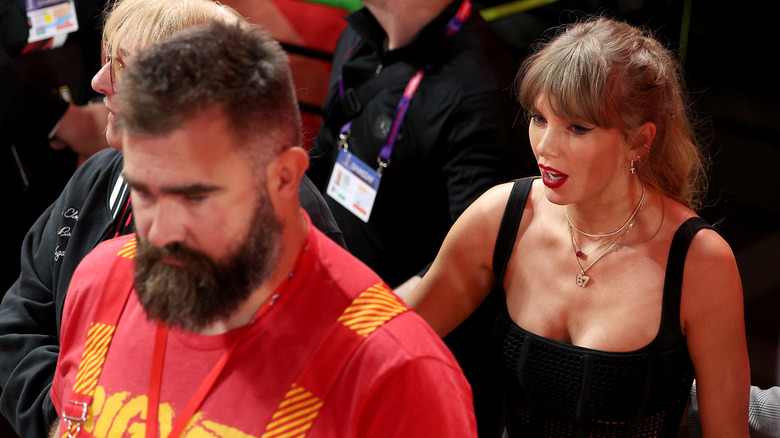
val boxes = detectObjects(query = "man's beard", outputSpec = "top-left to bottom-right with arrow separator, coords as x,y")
134,193 -> 282,332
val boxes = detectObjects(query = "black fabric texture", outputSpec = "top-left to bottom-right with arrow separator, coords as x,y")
491,180 -> 713,437
308,0 -> 538,289
0,0 -> 28,56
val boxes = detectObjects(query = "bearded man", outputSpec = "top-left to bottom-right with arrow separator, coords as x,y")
49,20 -> 475,438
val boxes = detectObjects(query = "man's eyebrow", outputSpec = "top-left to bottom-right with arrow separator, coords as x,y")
122,172 -> 222,196
162,183 -> 222,196
122,172 -> 147,192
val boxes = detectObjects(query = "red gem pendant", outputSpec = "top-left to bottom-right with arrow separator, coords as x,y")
576,250 -> 584,258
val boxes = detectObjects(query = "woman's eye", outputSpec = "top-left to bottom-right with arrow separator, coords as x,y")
529,113 -> 546,125
571,124 -> 594,135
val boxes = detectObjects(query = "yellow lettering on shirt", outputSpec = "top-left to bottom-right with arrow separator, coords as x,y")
71,385 -> 257,438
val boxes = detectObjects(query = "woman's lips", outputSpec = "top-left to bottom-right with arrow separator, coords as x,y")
105,99 -> 116,121
539,164 -> 568,188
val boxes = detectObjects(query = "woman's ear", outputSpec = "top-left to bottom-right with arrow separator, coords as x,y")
634,122 -> 657,158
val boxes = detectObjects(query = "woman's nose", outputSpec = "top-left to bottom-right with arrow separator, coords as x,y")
91,62 -> 114,97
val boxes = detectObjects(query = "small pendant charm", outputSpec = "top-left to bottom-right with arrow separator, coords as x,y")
575,250 -> 584,258
576,271 -> 590,288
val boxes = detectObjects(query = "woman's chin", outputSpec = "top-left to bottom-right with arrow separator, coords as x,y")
106,124 -> 123,150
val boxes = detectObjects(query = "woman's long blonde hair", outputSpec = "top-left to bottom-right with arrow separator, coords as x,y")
517,16 -> 706,210
102,0 -> 244,61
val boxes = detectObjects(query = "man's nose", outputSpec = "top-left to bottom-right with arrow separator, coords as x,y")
143,200 -> 188,249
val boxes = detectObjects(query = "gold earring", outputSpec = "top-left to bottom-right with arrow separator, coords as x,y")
630,155 -> 641,175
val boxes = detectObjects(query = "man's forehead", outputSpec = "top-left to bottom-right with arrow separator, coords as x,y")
122,165 -> 225,194
122,130 -> 255,189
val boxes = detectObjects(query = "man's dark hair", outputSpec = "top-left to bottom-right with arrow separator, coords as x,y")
116,20 -> 301,153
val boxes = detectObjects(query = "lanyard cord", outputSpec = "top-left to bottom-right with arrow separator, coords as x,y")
113,196 -> 133,238
338,0 -> 472,174
146,319 -> 257,438
145,245 -> 306,438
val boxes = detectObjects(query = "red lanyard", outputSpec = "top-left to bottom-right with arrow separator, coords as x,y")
113,196 -> 133,238
145,316 -> 261,438
145,249 -> 303,438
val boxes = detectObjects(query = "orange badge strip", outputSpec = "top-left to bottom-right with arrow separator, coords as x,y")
261,383 -> 324,438
71,322 -> 116,397
64,239 -> 138,436
337,284 -> 407,337
72,239 -> 136,396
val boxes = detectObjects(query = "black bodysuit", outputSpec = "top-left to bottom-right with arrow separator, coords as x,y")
493,178 -> 711,437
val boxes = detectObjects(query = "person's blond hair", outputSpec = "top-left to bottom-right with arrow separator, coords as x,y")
102,0 -> 244,60
517,16 -> 706,210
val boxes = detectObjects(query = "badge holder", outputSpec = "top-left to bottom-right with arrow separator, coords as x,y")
326,0 -> 470,223
326,129 -> 382,223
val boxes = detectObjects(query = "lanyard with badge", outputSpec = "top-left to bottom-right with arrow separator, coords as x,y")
325,0 -> 472,222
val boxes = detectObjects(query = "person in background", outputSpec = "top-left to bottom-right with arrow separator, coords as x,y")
407,16 -> 750,437
689,381 -> 780,438
306,2 -> 537,431
1,0 -> 111,295
0,47 -> 109,166
0,1 -> 342,436
307,0 -> 537,294
50,19 -> 475,437
1,0 -> 111,165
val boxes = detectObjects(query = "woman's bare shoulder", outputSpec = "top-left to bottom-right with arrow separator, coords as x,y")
662,199 -> 742,313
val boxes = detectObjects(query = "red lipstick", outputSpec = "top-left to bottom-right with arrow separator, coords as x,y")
538,164 -> 568,188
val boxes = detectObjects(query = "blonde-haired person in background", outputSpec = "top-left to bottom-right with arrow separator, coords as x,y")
407,16 -> 750,437
0,1 -> 342,436
97,0 -> 244,148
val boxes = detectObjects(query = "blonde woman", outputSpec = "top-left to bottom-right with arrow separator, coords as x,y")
408,17 -> 750,437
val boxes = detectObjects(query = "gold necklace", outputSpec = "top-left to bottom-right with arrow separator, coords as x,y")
566,182 -> 646,239
571,232 -> 613,260
568,188 -> 646,287
568,222 -> 630,287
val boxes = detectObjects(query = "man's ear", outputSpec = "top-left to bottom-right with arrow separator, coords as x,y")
266,146 -> 310,205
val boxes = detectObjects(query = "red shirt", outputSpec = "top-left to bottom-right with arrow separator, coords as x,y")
52,216 -> 476,437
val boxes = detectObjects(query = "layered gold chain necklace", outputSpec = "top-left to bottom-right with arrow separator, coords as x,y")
566,183 -> 646,287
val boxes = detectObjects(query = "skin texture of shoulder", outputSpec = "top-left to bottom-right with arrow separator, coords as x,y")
409,171 -> 749,436
406,180 -> 521,336
681,223 -> 750,437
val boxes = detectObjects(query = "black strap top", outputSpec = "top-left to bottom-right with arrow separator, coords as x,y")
493,177 -> 712,437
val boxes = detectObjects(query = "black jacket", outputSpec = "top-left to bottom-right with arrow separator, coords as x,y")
2,0 -> 110,294
0,0 -> 28,56
307,4 -> 538,435
308,1 -> 537,288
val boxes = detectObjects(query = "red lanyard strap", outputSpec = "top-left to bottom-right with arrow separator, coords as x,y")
64,239 -> 409,438
146,303 -> 273,438
145,244 -> 306,438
